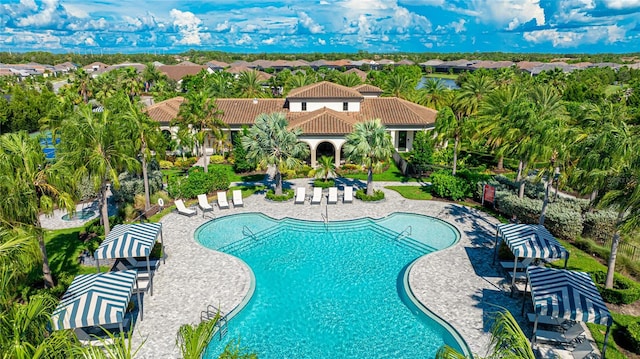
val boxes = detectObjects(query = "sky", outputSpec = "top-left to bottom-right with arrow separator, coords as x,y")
1,0 -> 640,55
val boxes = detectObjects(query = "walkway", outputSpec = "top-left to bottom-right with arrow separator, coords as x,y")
42,178 -> 537,358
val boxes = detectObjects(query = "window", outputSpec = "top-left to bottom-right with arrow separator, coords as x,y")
343,102 -> 348,111
302,102 -> 307,111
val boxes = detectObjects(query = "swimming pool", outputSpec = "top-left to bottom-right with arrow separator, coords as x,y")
196,212 -> 468,358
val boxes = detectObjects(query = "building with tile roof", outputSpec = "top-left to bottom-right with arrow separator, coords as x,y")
146,81 -> 436,167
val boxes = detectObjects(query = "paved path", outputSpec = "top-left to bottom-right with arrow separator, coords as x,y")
42,178 -> 536,358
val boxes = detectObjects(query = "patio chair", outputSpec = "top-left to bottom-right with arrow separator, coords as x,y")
571,341 -> 594,359
294,187 -> 306,204
311,187 -> 323,204
527,313 -> 564,326
328,187 -> 338,204
500,257 -> 535,272
197,194 -> 213,215
232,190 -> 244,207
343,186 -> 353,203
535,322 -> 585,344
174,199 -> 196,217
217,191 -> 230,209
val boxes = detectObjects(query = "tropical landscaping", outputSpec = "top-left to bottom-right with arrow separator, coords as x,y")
1,56 -> 640,358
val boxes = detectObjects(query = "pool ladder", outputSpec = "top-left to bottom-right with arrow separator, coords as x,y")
201,304 -> 228,340
397,225 -> 412,241
242,225 -> 258,240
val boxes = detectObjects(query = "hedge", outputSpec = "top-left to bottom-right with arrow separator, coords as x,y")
355,189 -> 385,201
583,210 -> 618,243
591,271 -> 640,305
429,170 -> 470,201
265,189 -> 294,201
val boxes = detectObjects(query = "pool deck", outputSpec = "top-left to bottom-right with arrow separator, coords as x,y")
43,178 -> 533,358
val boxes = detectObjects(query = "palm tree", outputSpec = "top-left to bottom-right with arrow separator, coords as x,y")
72,69 -> 93,104
420,78 -> 449,110
434,106 -> 461,175
0,132 -> 75,288
207,71 -> 236,98
336,72 -> 362,87
383,72 -> 413,99
436,308 -> 534,359
176,317 -> 218,359
343,119 -> 394,196
236,70 -> 267,99
175,90 -> 226,173
241,112 -> 309,196
315,155 -> 336,182
59,105 -> 137,236
120,95 -> 160,211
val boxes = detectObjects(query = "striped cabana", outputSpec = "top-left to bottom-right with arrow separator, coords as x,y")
493,223 -> 569,286
94,222 -> 163,295
50,270 -> 141,331
524,266 -> 612,357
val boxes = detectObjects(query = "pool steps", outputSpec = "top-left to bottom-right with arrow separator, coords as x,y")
218,219 -> 437,255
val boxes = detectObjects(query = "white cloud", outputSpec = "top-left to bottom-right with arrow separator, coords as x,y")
20,0 -> 37,11
523,24 -> 628,47
423,42 -> 433,48
261,37 -> 276,44
471,0 -> 545,28
298,11 -> 324,33
16,0 -> 60,27
84,37 -> 96,46
170,8 -> 210,45
61,3 -> 88,18
318,38 -> 326,45
235,33 -> 252,45
215,21 -> 230,31
604,0 -> 640,9
450,19 -> 466,33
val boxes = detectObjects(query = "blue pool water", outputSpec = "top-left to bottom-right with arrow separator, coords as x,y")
196,213 -> 464,358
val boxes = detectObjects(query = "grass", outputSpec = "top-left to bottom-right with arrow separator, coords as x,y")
343,161 -> 418,182
44,227 -> 110,279
385,185 -> 433,200
208,164 -> 266,183
425,73 -> 458,80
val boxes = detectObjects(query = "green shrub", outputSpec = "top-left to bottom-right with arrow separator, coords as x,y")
77,175 -> 98,201
280,168 -> 296,180
159,160 -> 174,169
591,271 -> 640,304
621,321 -> 640,354
429,170 -> 470,201
543,204 -> 584,240
174,157 -> 196,170
265,189 -> 294,201
168,166 -> 230,199
232,132 -> 254,173
355,189 -> 385,201
313,179 -> 335,188
112,170 -> 163,204
296,165 -> 313,177
210,155 -> 225,164
583,210 -> 618,242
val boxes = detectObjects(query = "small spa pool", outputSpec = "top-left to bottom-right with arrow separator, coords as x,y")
196,212 -> 467,358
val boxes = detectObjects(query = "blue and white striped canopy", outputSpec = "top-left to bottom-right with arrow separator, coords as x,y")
497,223 -> 568,260
94,223 -> 162,259
527,266 -> 612,326
50,270 -> 137,330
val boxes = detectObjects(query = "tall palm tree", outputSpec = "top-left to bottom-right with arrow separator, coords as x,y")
343,119 -> 394,196
175,91 -> 226,173
236,71 -> 267,99
59,105 -> 137,236
0,132 -> 75,288
315,155 -> 336,182
336,72 -> 362,87
241,112 -> 309,196
207,71 -> 236,98
120,95 -> 160,211
434,106 -> 461,175
383,72 -> 413,99
72,69 -> 93,104
419,78 -> 449,110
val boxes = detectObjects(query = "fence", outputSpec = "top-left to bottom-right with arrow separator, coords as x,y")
602,239 -> 640,262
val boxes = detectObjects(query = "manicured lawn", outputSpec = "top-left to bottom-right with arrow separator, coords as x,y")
385,185 -> 432,200
45,227 -> 110,278
343,161 -> 418,182
425,73 -> 458,80
209,164 -> 266,183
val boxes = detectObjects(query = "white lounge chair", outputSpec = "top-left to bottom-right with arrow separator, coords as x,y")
197,194 -> 213,215
535,323 -> 585,344
343,186 -> 353,203
328,187 -> 338,204
174,199 -> 196,217
232,190 -> 243,207
311,187 -> 323,204
294,187 -> 306,204
217,191 -> 229,209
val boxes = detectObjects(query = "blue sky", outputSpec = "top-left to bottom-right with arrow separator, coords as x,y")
1,0 -> 640,54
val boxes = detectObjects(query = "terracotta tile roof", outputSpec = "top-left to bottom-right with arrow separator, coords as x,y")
177,61 -> 199,66
345,68 -> 367,81
206,60 -> 228,68
360,97 -> 437,126
158,65 -> 207,81
287,81 -> 363,99
288,108 -> 358,135
225,67 -> 272,81
145,93 -> 437,134
397,59 -> 415,65
216,99 -> 287,125
353,84 -> 383,94
144,96 -> 184,123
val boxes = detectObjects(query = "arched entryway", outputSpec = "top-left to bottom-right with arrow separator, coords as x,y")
316,142 -> 335,159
